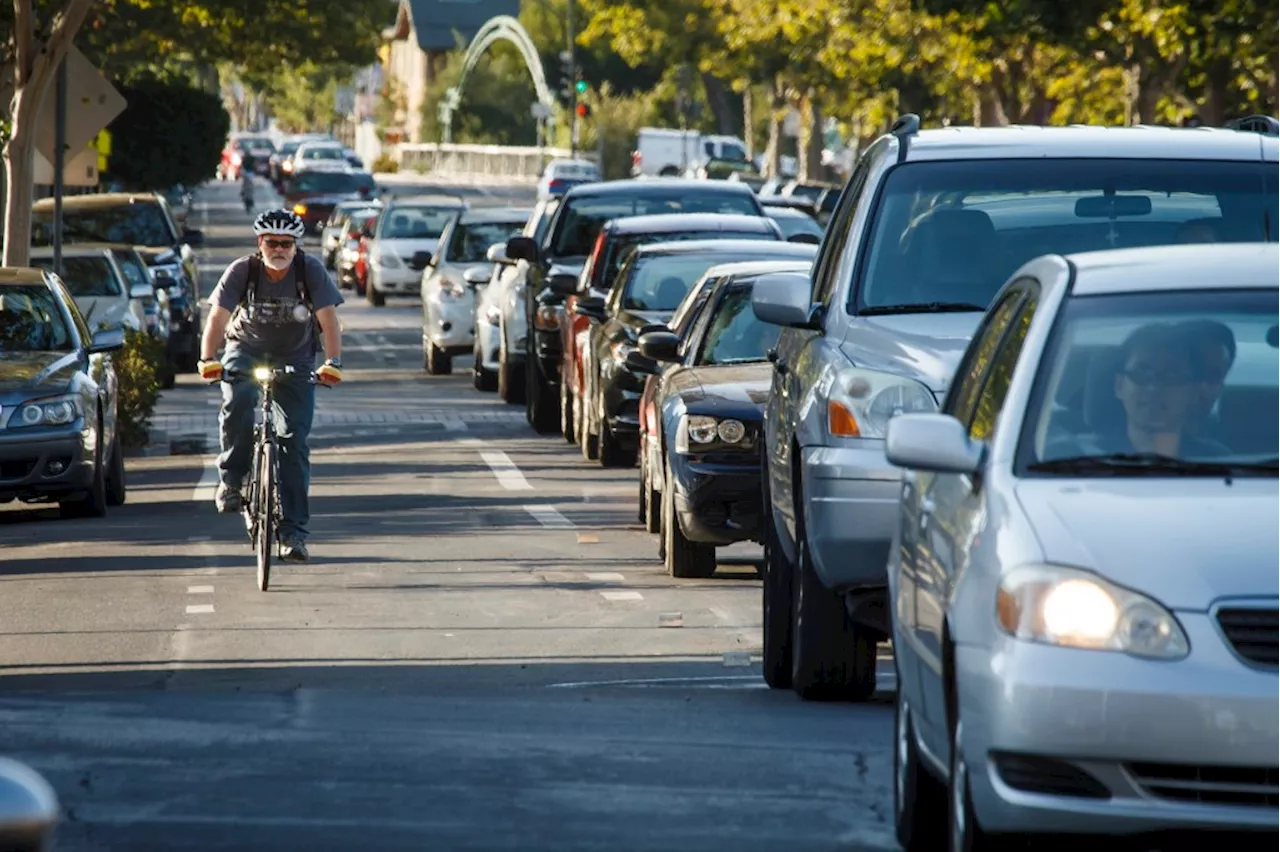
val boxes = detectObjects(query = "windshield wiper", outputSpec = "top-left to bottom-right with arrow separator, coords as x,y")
860,302 -> 986,315
1027,453 -> 1279,477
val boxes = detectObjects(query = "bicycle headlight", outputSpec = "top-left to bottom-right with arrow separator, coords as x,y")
253,366 -> 273,382
14,395 -> 81,427
996,565 -> 1189,659
822,366 -> 936,439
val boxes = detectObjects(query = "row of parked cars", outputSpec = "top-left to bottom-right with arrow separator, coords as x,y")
401,116 -> 1280,847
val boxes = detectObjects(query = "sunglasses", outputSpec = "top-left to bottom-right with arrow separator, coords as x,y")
262,238 -> 296,250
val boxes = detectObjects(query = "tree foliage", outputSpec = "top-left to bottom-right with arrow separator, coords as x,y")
103,76 -> 230,190
419,41 -> 541,146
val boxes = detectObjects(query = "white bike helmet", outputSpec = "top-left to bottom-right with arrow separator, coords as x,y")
253,209 -> 305,239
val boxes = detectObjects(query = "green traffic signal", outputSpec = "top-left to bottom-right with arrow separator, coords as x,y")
575,79 -> 588,95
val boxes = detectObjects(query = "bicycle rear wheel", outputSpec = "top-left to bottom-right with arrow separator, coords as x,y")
256,442 -> 276,591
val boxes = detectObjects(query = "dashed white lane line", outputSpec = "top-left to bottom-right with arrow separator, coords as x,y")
185,604 -> 215,615
600,591 -> 644,602
442,417 -> 467,431
480,450 -> 533,490
458,437 -> 486,447
524,504 -> 574,529
187,586 -> 215,595
191,457 -> 219,503
586,572 -> 625,582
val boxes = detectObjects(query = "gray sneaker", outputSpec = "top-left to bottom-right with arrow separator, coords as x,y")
280,538 -> 309,562
215,483 -> 243,513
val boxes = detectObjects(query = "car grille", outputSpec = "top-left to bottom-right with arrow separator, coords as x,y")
0,458 -> 37,481
1216,607 -> 1278,668
1128,762 -> 1279,808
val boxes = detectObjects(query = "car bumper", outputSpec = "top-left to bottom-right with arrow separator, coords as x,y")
958,618 -> 1280,836
0,427 -> 93,501
799,441 -> 901,592
671,456 -> 762,545
424,294 -> 476,350
372,267 -> 420,295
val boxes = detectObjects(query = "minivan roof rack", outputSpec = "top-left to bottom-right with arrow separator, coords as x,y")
1224,115 -> 1279,136
891,113 -> 921,162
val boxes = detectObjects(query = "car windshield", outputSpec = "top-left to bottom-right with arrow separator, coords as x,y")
380,207 -> 459,240
302,147 -> 346,161
766,209 -> 824,241
290,171 -> 362,194
719,141 -> 748,162
238,137 -> 274,151
38,257 -> 122,298
0,285 -> 73,352
551,192 -> 760,257
33,202 -> 175,247
600,230 -> 774,292
1018,289 -> 1279,476
696,285 -> 781,365
110,250 -> 150,291
446,220 -> 523,262
857,160 -> 1279,313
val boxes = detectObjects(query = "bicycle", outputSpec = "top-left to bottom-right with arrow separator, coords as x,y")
223,366 -> 318,591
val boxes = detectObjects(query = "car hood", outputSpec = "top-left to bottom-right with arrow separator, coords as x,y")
618,309 -> 671,337
840,313 -> 983,396
134,246 -> 180,267
0,351 -> 80,396
378,237 -> 440,259
1015,479 -> 1280,609
665,363 -> 771,419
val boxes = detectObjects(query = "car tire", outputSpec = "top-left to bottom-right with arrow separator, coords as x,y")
498,331 -> 526,405
661,457 -> 716,578
948,720 -> 1009,851
60,431 -> 107,519
367,281 -> 385,307
641,449 -> 661,533
560,373 -> 576,443
894,687 -> 947,850
473,344 -> 497,391
598,418 -> 636,468
577,386 -> 599,461
425,341 -> 451,376
105,433 -> 127,507
761,473 -> 793,689
526,357 -> 559,435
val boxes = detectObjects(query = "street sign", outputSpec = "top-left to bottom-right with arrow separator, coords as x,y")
530,102 -> 552,119
34,146 -> 98,187
33,46 -> 127,163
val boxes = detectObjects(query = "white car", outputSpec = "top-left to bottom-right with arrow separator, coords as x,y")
420,207 -> 528,376
489,196 -> 561,402
365,196 -> 467,307
28,246 -> 146,332
292,142 -> 353,173
536,158 -> 600,200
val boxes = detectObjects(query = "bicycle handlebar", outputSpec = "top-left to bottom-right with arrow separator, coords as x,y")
220,366 -> 327,387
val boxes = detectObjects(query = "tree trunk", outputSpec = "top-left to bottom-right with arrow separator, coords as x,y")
1202,57 -> 1232,125
700,72 -> 736,136
742,85 -> 754,160
799,94 -> 823,183
763,78 -> 784,180
3,88 -> 40,268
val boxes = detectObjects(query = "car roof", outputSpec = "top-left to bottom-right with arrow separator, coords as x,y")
388,194 -> 467,208
901,125 -> 1278,163
33,192 -> 163,211
702,259 -> 814,280
0,267 -> 50,286
562,178 -> 756,200
761,205 -> 812,219
1064,243 -> 1280,295
607,213 -> 775,235
29,245 -> 116,259
458,207 -> 532,223
634,238 -> 814,258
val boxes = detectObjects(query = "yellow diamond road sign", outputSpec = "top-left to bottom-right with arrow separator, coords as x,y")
34,45 -> 127,164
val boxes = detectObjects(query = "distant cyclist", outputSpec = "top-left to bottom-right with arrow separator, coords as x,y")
197,209 -> 345,563
240,169 -> 255,213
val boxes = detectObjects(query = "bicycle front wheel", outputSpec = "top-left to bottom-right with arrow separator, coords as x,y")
256,442 -> 276,591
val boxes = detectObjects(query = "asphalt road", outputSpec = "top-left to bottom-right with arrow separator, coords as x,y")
0,177 -> 899,852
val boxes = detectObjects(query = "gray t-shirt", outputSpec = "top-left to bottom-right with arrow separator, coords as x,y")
209,252 -> 344,367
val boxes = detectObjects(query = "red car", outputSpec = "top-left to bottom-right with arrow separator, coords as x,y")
218,134 -> 275,181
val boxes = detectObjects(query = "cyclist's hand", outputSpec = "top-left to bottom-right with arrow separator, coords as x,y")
316,361 -> 343,386
198,359 -> 224,383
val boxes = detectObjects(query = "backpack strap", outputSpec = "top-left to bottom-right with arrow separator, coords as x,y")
242,253 -> 262,308
292,250 -> 313,312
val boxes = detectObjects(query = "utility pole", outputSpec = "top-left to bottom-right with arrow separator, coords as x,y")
567,0 -> 577,156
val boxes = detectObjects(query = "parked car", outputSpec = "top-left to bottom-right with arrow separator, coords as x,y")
293,141 -> 353,173
218,133 -> 275,180
752,115 -> 1279,702
504,178 -> 769,435
574,238 -> 817,468
885,243 -> 1278,849
321,199 -> 384,269
0,266 -> 127,517
631,260 -> 810,577
281,169 -> 379,235
31,192 -> 205,372
418,207 -> 528,376
762,205 -> 825,243
366,195 -> 467,306
557,212 -> 784,451
28,246 -> 145,333
336,208 -> 382,295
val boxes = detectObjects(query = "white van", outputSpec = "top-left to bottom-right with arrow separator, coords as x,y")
630,128 -> 749,177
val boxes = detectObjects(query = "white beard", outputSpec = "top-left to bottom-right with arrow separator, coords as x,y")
262,253 -> 293,272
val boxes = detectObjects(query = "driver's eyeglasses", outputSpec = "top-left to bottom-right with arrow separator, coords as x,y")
262,239 -> 295,250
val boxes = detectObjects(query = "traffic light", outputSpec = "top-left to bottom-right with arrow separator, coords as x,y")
575,102 -> 590,118
558,51 -> 575,101
575,78 -> 588,96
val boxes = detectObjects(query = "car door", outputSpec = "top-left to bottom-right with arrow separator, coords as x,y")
911,280 -> 1039,733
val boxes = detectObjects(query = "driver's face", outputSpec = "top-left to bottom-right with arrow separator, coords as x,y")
1115,344 -> 1195,433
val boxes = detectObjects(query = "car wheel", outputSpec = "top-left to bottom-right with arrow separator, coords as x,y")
577,384 -> 599,461
105,432 -> 127,507
948,720 -> 1009,851
527,358 -> 559,435
60,430 -> 107,519
560,372 -> 576,443
425,341 -> 451,376
761,474 -> 792,689
473,344 -> 497,391
498,330 -> 526,405
661,457 -> 716,578
895,686 -> 947,850
597,409 -> 636,468
367,281 -> 385,307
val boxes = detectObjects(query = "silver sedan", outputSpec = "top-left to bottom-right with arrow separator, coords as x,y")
885,242 -> 1279,849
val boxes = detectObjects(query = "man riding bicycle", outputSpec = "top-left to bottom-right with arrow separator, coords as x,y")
198,209 -> 345,563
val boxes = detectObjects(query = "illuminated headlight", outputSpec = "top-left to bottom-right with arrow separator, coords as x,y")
253,366 -> 273,382
534,305 -> 560,330
341,248 -> 359,263
377,251 -> 401,269
292,203 -> 308,216
996,565 -> 1189,660
675,415 -> 750,453
822,366 -> 936,439
15,396 -> 80,427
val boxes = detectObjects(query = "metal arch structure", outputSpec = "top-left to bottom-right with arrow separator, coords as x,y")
438,16 -> 556,144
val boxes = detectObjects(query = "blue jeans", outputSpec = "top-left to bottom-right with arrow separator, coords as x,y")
218,353 -> 315,541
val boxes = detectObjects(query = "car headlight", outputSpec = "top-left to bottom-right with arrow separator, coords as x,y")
996,565 -> 1189,660
822,366 -> 936,439
675,414 -> 752,453
13,395 -> 81,428
377,251 -> 400,269
534,305 -> 560,330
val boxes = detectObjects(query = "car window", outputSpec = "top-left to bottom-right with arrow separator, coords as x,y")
289,171 -> 362,195
766,208 -> 825,241
599,230 -> 775,292
111,250 -> 150,290
855,159 -> 1279,313
669,276 -> 719,339
970,288 -> 1039,441
446,220 -> 524,263
811,159 -> 870,307
379,207 -> 460,240
36,256 -> 122,299
1018,288 -> 1279,472
622,250 -> 806,312
550,192 -> 761,257
33,201 -> 176,247
0,284 -> 73,352
695,285 -> 782,365
945,288 -> 1025,427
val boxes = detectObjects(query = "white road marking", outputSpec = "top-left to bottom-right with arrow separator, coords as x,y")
548,675 -> 757,689
187,535 -> 212,542
442,417 -> 467,431
185,604 -> 215,615
187,585 -> 214,594
585,572 -> 624,582
524,504 -> 574,529
458,437 -> 485,447
480,450 -> 532,490
600,590 -> 643,602
191,457 -> 218,503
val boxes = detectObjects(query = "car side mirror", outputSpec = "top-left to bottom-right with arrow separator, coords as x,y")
463,266 -> 491,286
89,327 -> 126,353
624,350 -> 661,375
885,413 -> 984,475
182,228 -> 204,247
151,271 -> 177,291
486,243 -> 511,264
787,232 -> 821,245
573,296 -> 606,322
128,282 -> 154,300
0,757 -> 59,852
506,235 -> 539,263
410,251 -> 432,271
751,271 -> 820,329
547,273 -> 578,296
638,330 -> 681,363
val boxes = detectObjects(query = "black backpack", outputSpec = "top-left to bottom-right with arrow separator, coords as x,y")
240,250 -> 322,354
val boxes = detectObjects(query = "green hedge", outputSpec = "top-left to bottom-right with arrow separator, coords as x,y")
104,77 -> 230,191
116,329 -> 167,447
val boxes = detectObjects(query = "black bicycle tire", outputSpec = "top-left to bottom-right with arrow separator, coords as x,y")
256,441 -> 275,591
